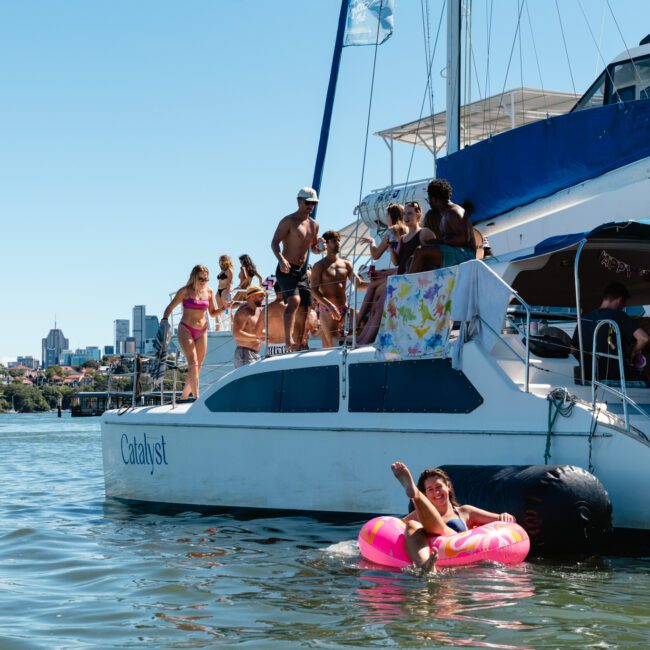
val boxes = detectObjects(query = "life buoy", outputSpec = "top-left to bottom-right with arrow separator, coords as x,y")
358,516 -> 530,568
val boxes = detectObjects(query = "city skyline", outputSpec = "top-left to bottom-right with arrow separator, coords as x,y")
4,302 -> 161,367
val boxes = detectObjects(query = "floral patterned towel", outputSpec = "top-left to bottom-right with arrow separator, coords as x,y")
375,267 -> 457,360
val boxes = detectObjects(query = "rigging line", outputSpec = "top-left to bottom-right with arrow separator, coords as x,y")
402,0 -> 446,191
594,0 -> 607,79
525,0 -> 548,115
351,0 -> 385,272
491,0 -> 525,136
554,0 -> 576,96
575,0 -> 616,93
606,0 -> 644,89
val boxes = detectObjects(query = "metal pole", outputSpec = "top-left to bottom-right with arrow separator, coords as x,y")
446,0 -> 461,155
311,0 -> 349,209
264,290 -> 269,358
352,280 -> 358,349
573,239 -> 587,385
131,356 -> 137,408
524,310 -> 530,393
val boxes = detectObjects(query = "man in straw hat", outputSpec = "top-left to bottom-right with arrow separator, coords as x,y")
232,286 -> 266,368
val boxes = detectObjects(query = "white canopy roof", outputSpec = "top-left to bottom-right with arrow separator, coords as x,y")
376,87 -> 580,153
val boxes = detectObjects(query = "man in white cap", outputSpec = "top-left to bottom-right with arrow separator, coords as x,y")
271,187 -> 325,351
232,286 -> 266,368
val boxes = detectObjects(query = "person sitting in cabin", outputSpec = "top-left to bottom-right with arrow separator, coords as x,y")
311,230 -> 368,348
232,286 -> 266,368
571,282 -> 649,380
410,179 -> 477,273
263,281 -> 288,356
391,461 -> 515,572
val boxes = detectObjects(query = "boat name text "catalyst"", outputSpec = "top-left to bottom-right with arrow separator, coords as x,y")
121,433 -> 168,475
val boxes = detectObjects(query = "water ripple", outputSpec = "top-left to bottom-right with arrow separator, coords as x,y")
0,413 -> 649,647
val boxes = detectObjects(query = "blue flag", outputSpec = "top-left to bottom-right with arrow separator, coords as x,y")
344,0 -> 394,47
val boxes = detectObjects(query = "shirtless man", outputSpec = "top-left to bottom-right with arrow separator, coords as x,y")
271,187 -> 325,351
232,286 -> 266,368
311,230 -> 368,348
263,281 -> 288,356
411,178 -> 476,273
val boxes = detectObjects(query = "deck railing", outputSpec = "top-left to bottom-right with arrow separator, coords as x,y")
590,319 -> 649,431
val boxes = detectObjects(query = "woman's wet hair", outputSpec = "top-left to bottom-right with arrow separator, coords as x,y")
386,203 -> 404,225
239,254 -> 259,277
417,468 -> 460,507
219,255 -> 234,270
186,264 -> 210,295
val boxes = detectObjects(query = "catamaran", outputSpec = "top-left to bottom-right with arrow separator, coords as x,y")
102,1 -> 650,548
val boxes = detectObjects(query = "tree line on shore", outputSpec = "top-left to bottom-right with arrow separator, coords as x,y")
0,360 -> 186,413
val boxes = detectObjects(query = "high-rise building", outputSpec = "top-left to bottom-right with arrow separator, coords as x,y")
85,346 -> 101,362
125,337 -> 136,355
42,323 -> 69,368
114,319 -> 129,354
132,305 -> 146,354
104,345 -> 115,356
145,315 -> 160,340
16,356 -> 39,370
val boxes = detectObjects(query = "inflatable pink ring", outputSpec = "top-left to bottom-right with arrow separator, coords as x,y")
358,516 -> 530,568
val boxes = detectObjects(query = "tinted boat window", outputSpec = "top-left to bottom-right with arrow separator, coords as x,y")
205,365 -> 339,413
349,359 -> 483,414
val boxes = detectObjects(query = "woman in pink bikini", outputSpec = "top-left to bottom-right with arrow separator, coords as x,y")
162,264 -> 218,401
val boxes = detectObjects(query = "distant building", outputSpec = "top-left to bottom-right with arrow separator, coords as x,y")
85,346 -> 101,362
16,356 -> 39,370
132,305 -> 146,354
42,324 -> 69,368
104,345 -> 115,356
125,337 -> 136,355
114,319 -> 129,354
145,315 -> 160,340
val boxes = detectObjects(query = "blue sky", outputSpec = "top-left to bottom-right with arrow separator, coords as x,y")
1,0 -> 645,362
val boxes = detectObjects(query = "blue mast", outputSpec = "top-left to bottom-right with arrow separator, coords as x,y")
311,0 -> 349,203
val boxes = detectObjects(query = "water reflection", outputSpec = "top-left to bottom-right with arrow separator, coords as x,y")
356,564 -> 537,648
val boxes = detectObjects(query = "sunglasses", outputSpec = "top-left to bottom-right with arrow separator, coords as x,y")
405,201 -> 421,210
198,276 -> 209,282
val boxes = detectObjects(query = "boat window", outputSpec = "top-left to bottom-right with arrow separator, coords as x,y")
573,71 -> 606,111
610,56 -> 650,103
348,359 -> 483,414
205,365 -> 339,413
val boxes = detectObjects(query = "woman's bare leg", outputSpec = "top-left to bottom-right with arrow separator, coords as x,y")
391,462 -> 447,536
356,284 -> 387,345
410,246 -> 443,273
178,326 -> 198,399
403,521 -> 438,571
193,332 -> 208,398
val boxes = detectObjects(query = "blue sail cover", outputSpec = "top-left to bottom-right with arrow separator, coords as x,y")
436,99 -> 650,224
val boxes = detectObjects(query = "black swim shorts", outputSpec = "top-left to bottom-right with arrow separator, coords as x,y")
275,262 -> 312,307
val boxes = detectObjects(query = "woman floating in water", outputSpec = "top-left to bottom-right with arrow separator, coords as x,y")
391,462 -> 515,572
162,264 -> 218,401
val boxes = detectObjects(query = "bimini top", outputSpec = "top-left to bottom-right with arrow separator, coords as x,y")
514,220 -> 650,261
507,220 -> 650,310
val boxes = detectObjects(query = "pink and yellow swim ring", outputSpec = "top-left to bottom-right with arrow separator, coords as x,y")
358,516 -> 530,568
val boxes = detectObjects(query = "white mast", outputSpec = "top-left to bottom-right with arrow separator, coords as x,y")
446,0 -> 461,155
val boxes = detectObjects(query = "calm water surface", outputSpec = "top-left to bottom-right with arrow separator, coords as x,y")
0,413 -> 649,649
